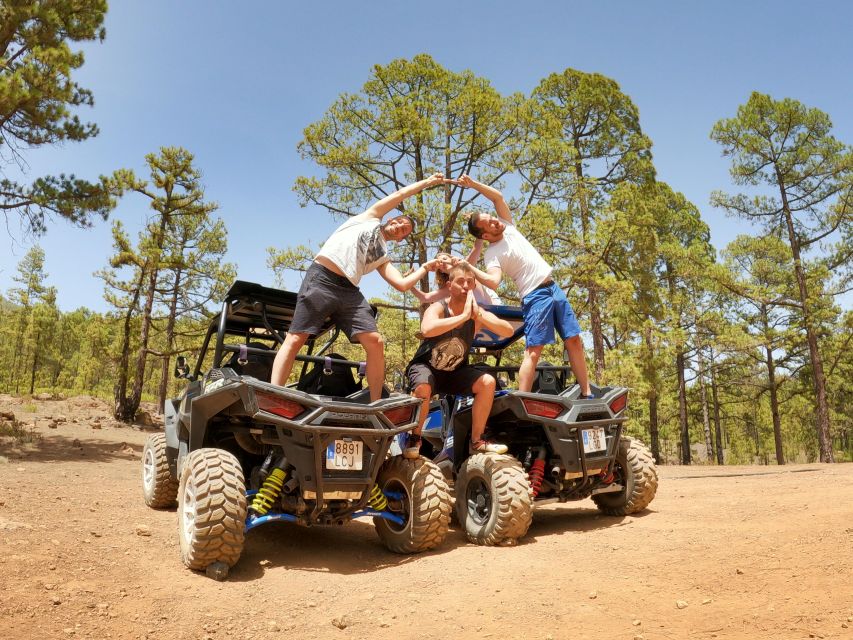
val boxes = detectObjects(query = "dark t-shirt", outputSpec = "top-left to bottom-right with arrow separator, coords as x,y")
410,301 -> 475,372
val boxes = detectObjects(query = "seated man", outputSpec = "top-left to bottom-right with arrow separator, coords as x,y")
404,262 -> 514,459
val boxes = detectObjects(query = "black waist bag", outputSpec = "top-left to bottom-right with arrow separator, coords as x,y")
297,353 -> 362,397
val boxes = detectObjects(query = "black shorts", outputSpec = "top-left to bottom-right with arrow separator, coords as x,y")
406,362 -> 489,396
289,262 -> 378,340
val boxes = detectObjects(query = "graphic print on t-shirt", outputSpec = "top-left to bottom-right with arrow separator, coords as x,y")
429,336 -> 466,371
358,225 -> 386,270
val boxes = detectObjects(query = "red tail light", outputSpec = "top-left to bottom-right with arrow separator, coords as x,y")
256,393 -> 305,419
522,399 -> 563,419
384,405 -> 415,426
609,392 -> 628,415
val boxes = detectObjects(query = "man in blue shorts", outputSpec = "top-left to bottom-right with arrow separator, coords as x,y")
452,174 -> 594,396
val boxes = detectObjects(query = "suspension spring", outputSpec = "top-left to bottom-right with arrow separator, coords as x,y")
528,458 -> 546,498
368,484 -> 388,511
251,468 -> 287,515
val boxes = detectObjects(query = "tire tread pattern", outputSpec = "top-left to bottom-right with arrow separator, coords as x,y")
179,448 -> 247,570
457,453 -> 533,546
374,456 -> 451,554
593,436 -> 659,516
142,433 -> 178,509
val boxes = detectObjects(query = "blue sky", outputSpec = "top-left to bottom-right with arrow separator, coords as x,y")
2,1 -> 851,312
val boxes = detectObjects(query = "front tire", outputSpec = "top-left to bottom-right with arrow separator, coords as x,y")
456,453 -> 533,546
178,448 -> 247,571
142,433 -> 178,508
373,456 -> 451,554
592,436 -> 658,516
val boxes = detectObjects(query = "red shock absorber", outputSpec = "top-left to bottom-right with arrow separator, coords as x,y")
528,458 -> 546,498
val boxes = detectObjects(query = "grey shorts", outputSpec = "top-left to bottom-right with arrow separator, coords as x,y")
289,262 -> 378,339
406,362 -> 489,396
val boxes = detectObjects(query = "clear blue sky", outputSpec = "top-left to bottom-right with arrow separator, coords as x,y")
2,0 -> 851,312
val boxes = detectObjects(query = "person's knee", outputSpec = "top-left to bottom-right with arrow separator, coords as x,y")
525,348 -> 542,363
413,383 -> 432,399
475,374 -> 496,394
359,332 -> 384,351
565,335 -> 582,349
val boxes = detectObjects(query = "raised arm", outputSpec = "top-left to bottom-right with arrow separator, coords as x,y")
454,174 -> 513,223
411,286 -> 450,304
466,261 -> 502,291
474,304 -> 514,338
362,173 -> 445,221
376,259 -> 439,292
466,238 -> 484,265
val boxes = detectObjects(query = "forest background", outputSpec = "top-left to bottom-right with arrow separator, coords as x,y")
1,1 -> 850,465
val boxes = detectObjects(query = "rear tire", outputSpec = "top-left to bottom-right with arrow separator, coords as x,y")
178,448 -> 247,571
456,453 -> 533,546
592,436 -> 658,516
142,433 -> 178,508
374,456 -> 451,554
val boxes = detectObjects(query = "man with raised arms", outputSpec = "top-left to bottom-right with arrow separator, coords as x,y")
271,174 -> 444,401
454,174 -> 594,397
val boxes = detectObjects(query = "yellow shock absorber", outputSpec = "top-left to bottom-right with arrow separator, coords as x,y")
251,468 -> 287,515
368,483 -> 387,511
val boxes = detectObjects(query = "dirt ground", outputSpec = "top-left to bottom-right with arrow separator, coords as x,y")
1,394 -> 851,640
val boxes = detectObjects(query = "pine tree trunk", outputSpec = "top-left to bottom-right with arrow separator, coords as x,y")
676,350 -> 691,465
709,350 -> 724,464
157,267 -> 183,414
643,326 -> 661,462
29,330 -> 40,395
114,270 -> 145,421
697,349 -> 714,463
777,176 -> 833,462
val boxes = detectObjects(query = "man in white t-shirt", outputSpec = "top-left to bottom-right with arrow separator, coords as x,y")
271,174 -> 444,400
451,174 -> 593,396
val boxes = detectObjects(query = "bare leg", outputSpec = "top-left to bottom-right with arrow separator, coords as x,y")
270,332 -> 310,386
411,383 -> 433,436
564,335 -> 591,396
355,331 -> 386,401
518,344 -> 544,392
470,374 -> 496,443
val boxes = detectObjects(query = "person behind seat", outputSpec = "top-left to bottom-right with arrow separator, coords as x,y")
270,175 -> 444,401
452,174 -> 594,397
403,262 -> 514,459
410,247 -> 501,307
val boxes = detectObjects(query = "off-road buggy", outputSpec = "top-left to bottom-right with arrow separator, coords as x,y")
414,304 -> 658,546
141,281 -> 451,575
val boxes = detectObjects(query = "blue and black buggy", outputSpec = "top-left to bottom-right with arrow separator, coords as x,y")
412,304 -> 659,547
140,281 -> 451,576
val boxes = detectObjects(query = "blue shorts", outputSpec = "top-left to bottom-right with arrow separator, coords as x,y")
521,282 -> 581,347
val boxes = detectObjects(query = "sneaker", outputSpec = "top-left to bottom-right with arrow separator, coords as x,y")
403,434 -> 422,460
469,439 -> 508,455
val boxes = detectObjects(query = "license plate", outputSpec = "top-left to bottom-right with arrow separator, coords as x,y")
326,439 -> 363,470
582,428 -> 607,453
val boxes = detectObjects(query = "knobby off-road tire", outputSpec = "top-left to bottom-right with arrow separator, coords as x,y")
592,436 -> 658,516
142,433 -> 178,508
374,456 -> 451,554
456,453 -> 533,546
178,448 -> 247,571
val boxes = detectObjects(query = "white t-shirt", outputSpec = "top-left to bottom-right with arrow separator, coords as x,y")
316,217 -> 390,286
483,222 -> 552,299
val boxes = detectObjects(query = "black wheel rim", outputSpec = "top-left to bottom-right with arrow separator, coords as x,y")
383,478 -> 410,533
465,477 -> 491,525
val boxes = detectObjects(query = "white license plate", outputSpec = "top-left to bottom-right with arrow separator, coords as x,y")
582,428 -> 607,453
326,439 -> 363,470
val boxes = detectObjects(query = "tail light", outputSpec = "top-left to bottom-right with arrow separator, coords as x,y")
609,392 -> 628,415
384,405 -> 415,426
522,399 -> 563,419
256,392 -> 305,419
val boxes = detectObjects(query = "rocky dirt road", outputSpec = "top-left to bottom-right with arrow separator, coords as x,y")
1,395 -> 852,640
